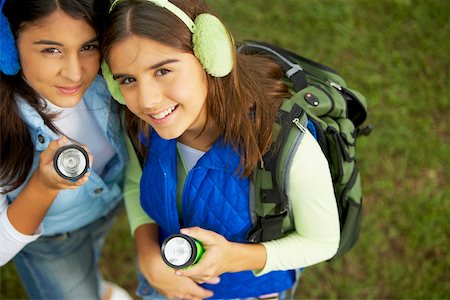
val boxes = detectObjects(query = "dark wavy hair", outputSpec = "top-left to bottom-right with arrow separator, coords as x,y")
103,0 -> 290,177
0,0 -> 108,192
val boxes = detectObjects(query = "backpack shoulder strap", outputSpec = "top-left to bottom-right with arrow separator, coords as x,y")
247,95 -> 309,242
237,41 -> 308,92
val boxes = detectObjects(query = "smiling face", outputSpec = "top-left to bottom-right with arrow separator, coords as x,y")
109,35 -> 210,145
17,10 -> 100,108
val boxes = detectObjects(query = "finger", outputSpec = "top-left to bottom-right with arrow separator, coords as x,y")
191,276 -> 220,285
176,266 -> 212,282
80,144 -> 93,169
57,136 -> 68,147
205,276 -> 221,284
171,280 -> 214,300
56,164 -> 90,189
180,227 -> 217,244
40,137 -> 67,164
72,173 -> 90,186
188,284 -> 214,299
185,296 -> 203,300
174,275 -> 215,299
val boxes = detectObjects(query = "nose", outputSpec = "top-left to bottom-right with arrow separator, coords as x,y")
60,54 -> 83,82
138,80 -> 164,109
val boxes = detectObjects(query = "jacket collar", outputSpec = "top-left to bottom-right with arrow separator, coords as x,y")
150,131 -> 243,174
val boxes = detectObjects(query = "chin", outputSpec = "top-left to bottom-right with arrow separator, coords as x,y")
154,128 -> 183,141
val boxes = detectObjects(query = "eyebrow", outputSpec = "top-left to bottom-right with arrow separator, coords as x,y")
112,58 -> 179,80
33,37 -> 99,47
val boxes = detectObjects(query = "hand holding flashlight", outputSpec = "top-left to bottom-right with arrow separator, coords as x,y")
173,227 -> 267,284
36,137 -> 92,190
166,227 -> 237,284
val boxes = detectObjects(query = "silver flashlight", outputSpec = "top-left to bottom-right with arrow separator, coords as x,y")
161,234 -> 204,269
53,144 -> 89,181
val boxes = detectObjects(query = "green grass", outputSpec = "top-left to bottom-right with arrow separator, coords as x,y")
1,0 -> 449,299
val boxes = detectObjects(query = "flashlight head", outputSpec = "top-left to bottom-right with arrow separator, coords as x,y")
54,144 -> 89,181
161,234 -> 201,269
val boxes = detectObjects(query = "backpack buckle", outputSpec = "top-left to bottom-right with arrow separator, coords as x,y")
246,212 -> 287,243
356,125 -> 374,137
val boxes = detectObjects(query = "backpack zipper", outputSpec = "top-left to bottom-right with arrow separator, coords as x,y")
292,117 -> 307,132
281,108 -> 307,222
288,115 -> 307,190
285,111 -> 307,178
328,80 -> 342,91
271,104 -> 306,214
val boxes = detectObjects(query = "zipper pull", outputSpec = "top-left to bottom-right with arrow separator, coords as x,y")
328,80 -> 342,91
292,118 -> 306,132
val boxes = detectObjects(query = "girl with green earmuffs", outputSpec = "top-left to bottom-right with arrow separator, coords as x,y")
102,0 -> 340,299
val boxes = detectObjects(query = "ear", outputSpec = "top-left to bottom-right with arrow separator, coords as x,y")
0,10 -> 20,75
101,59 -> 125,104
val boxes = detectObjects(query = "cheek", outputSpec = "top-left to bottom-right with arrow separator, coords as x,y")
20,53 -> 49,82
22,63 -> 53,88
124,98 -> 141,116
83,54 -> 101,77
170,78 -> 207,108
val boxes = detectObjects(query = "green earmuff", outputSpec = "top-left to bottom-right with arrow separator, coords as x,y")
104,0 -> 234,102
101,59 -> 125,104
192,13 -> 234,77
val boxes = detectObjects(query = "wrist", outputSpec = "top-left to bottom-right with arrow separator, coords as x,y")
32,169 -> 61,193
135,224 -> 163,274
229,242 -> 267,272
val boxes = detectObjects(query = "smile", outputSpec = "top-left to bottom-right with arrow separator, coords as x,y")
150,105 -> 177,120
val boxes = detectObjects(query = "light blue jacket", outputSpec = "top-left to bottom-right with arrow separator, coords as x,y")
5,75 -> 128,235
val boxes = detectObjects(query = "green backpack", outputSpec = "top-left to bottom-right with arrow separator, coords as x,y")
238,41 -> 372,259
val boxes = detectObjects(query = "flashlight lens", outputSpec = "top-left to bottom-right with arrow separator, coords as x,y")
54,145 -> 89,180
163,236 -> 193,267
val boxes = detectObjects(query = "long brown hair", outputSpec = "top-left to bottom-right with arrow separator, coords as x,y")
0,0 -> 107,192
103,0 -> 290,176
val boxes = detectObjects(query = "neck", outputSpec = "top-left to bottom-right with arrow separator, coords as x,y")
178,123 -> 220,152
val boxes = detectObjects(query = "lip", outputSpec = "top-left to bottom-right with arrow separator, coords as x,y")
146,105 -> 178,125
57,85 -> 82,95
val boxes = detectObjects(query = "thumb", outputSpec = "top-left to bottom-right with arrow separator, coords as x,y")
40,137 -> 68,164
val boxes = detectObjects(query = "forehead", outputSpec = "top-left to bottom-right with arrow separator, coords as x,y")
18,10 -> 96,44
109,35 -> 185,70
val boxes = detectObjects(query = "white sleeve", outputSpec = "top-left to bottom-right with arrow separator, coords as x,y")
0,193 -> 43,266
256,131 -> 340,275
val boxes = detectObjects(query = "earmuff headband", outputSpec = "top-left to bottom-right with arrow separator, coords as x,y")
110,0 -> 195,33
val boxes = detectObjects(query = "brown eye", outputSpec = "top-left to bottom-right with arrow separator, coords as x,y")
155,68 -> 170,76
42,48 -> 61,54
119,77 -> 135,85
80,44 -> 98,51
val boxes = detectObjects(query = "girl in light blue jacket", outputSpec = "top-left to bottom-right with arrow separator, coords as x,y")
0,1 -> 132,299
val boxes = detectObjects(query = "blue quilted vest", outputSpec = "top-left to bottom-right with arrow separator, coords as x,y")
140,131 -> 295,299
